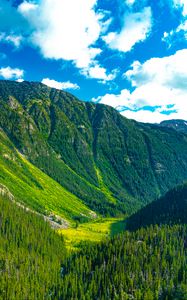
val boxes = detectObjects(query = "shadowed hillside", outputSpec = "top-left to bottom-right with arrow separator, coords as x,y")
126,182 -> 187,231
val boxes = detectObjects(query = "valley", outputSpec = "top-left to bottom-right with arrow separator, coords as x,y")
0,80 -> 187,299
59,218 -> 126,250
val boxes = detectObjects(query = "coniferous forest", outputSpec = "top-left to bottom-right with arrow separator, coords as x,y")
1,183 -> 187,300
0,81 -> 187,299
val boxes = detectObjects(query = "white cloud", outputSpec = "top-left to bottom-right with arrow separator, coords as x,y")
18,0 -> 107,69
121,109 -> 186,123
177,20 -> 187,31
103,7 -> 152,52
0,66 -> 24,79
42,78 -> 80,90
18,1 -> 38,14
173,0 -> 187,16
81,64 -> 118,82
124,49 -> 187,95
162,0 -> 187,47
162,31 -> 173,47
92,89 -> 131,107
0,32 -> 23,48
94,49 -> 187,123
162,20 -> 187,47
5,34 -> 23,48
126,0 -> 136,6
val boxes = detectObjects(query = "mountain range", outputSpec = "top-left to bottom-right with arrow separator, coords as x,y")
0,80 -> 187,221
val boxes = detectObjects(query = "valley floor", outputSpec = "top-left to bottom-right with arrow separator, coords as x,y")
59,217 -> 126,250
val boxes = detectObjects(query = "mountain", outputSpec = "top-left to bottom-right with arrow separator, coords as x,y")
126,182 -> 187,231
0,80 -> 187,217
0,128 -> 94,223
159,119 -> 187,134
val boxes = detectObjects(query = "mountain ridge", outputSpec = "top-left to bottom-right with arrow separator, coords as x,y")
0,80 -> 187,216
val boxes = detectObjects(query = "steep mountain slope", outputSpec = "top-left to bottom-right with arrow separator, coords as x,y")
0,80 -> 187,215
126,182 -> 187,230
159,119 -> 187,133
0,128 -> 93,222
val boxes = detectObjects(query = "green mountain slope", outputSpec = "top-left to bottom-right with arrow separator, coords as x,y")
0,128 -> 93,222
126,182 -> 187,231
0,80 -> 187,215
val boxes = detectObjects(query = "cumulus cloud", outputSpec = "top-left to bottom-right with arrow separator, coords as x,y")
18,1 -> 38,14
94,49 -> 187,122
124,49 -> 187,97
81,64 -> 118,82
42,78 -> 80,90
103,7 -> 152,52
18,0 -> 107,70
92,89 -> 131,108
0,66 -> 24,79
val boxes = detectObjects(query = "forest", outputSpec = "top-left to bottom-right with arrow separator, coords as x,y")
1,184 -> 187,300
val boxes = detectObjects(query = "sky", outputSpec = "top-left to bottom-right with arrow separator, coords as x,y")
0,0 -> 187,123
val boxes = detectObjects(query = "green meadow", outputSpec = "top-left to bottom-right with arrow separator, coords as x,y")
59,218 -> 126,250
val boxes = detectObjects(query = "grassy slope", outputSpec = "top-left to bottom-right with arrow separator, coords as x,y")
0,128 -> 126,248
0,129 -> 93,223
60,218 -> 126,250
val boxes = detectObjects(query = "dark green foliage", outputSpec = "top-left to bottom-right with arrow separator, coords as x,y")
1,186 -> 187,299
0,195 -> 66,300
59,225 -> 187,300
126,182 -> 187,231
0,80 -> 187,216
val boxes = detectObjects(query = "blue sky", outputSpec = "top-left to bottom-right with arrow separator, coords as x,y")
0,0 -> 187,122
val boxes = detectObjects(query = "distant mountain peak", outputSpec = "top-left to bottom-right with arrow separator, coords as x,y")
159,119 -> 187,133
